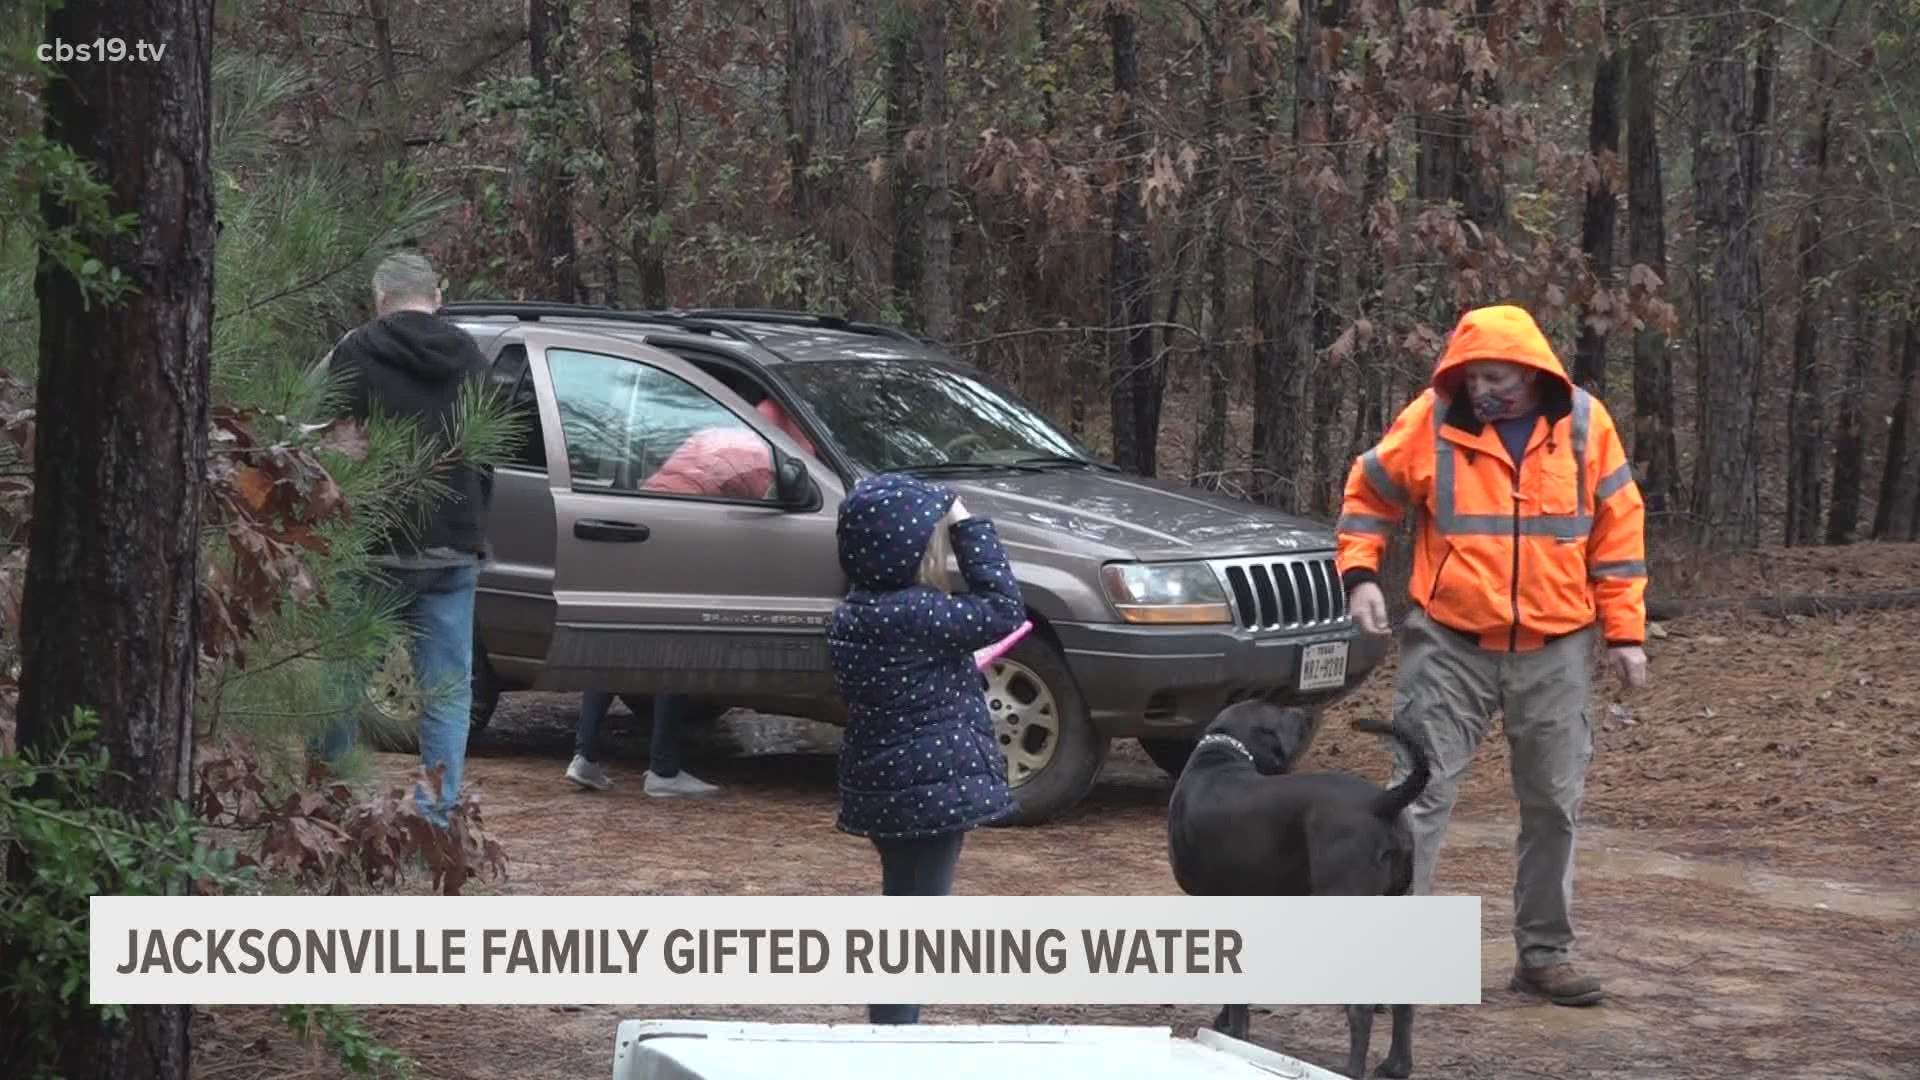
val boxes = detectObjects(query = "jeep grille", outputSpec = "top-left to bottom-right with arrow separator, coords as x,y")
1210,553 -> 1348,632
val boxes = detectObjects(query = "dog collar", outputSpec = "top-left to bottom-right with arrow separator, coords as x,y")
1196,732 -> 1254,763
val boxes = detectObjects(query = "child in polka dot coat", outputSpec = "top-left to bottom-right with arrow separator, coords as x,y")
828,472 -> 1026,1023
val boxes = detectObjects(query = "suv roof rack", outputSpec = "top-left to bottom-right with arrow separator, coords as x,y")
677,307 -> 921,342
439,300 -> 768,351
441,300 -> 924,351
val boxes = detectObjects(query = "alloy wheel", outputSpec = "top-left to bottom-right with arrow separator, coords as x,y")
365,638 -> 420,723
983,656 -> 1060,787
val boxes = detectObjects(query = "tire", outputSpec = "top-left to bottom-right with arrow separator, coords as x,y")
1138,736 -> 1199,778
983,633 -> 1108,826
361,637 -> 421,753
362,638 -> 501,751
470,638 -> 501,734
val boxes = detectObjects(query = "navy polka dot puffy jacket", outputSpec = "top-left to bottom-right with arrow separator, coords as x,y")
828,472 -> 1026,840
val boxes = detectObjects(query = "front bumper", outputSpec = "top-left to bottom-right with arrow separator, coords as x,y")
1050,619 -> 1392,739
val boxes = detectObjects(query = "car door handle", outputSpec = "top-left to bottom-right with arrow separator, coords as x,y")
573,519 -> 650,542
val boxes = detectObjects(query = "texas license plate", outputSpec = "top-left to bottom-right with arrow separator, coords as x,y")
1297,641 -> 1350,691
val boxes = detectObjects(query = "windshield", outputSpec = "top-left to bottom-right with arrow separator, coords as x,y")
776,359 -> 1105,474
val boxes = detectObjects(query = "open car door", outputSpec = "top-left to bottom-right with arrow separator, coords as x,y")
517,326 -> 846,699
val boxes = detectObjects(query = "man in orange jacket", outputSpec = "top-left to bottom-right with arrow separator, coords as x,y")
1337,304 -> 1649,1007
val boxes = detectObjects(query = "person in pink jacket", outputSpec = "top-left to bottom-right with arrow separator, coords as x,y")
637,397 -> 816,499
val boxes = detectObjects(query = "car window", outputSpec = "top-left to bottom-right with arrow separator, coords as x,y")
546,347 -> 779,502
490,343 -> 546,470
777,359 -> 1100,473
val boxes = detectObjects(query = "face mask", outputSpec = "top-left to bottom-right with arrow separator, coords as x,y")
1471,385 -> 1529,423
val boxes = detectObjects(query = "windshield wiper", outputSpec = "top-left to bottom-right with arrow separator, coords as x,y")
1005,453 -> 1118,472
899,460 -> 1046,475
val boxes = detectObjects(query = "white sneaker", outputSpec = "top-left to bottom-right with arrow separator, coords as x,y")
565,755 -> 612,791
643,770 -> 720,798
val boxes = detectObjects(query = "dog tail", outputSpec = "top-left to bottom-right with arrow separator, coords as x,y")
1355,717 -> 1431,822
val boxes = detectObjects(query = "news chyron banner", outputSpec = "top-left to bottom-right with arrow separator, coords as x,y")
92,895 -> 1479,1006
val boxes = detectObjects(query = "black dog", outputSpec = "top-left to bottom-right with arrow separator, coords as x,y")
1166,699 -> 1432,1079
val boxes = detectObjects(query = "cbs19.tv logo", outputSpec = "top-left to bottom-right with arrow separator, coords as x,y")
38,38 -> 169,64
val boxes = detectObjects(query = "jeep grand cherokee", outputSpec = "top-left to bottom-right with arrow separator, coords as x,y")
439,302 -> 1389,824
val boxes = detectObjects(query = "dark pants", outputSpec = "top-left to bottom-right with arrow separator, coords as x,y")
868,829 -> 966,1025
575,692 -> 686,777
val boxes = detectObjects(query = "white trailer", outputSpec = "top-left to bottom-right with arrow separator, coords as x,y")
610,1019 -> 1351,1080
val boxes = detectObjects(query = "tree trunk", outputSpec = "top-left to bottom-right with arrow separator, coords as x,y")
529,0 -> 581,301
1031,0 -> 1082,435
1310,262 -> 1344,516
1036,0 -> 1059,130
1265,0 -> 1329,513
1625,3 -> 1678,518
1685,0 -> 1775,549
1573,11 -> 1624,394
1409,0 -> 1474,409
1873,318 -> 1919,539
627,0 -> 668,307
1308,0 -> 1350,517
787,0 -> 857,307
1192,3 -> 1231,491
1157,222 -> 1192,470
886,22 -> 925,322
366,0 -> 402,99
0,0 -> 216,1075
362,0 -> 404,156
1784,5 -> 1844,546
1244,0 -> 1290,499
1411,0 -> 1504,415
918,0 -> 955,339
1105,0 -> 1156,473
1348,142 -> 1390,471
1909,449 -> 1920,540
1415,0 -> 1505,241
1459,0 -> 1508,240
1825,291 -> 1873,544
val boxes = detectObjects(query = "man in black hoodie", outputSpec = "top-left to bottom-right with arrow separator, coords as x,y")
314,252 -> 492,828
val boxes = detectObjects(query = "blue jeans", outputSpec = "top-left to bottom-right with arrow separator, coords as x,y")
575,691 -> 686,777
318,561 -> 480,827
868,830 -> 966,1024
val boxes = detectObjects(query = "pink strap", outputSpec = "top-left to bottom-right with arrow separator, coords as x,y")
974,620 -> 1034,670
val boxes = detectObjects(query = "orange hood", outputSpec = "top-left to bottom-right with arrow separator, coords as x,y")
1431,305 -> 1572,398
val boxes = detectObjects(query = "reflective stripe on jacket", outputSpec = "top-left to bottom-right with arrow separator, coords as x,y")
1335,305 -> 1648,651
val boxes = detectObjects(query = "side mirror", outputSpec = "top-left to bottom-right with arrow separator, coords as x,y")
773,449 -> 818,510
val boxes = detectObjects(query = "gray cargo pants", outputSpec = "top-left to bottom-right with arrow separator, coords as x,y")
1383,606 -> 1597,969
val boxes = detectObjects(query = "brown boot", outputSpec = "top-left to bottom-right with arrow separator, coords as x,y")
1509,960 -> 1604,1006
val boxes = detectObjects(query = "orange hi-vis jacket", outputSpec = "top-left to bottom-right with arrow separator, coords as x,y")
1336,305 -> 1648,651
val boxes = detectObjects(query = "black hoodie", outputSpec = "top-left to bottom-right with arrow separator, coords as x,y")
325,309 -> 493,560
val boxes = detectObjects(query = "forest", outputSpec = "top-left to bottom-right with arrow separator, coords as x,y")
10,1 -> 1918,551
111,0 -> 1917,553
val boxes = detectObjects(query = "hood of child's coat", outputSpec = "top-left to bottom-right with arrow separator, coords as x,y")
835,472 -> 957,590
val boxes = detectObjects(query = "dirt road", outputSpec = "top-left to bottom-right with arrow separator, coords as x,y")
195,601 -> 1920,1079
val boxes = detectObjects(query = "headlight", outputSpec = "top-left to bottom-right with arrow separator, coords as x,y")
1100,561 -> 1233,624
